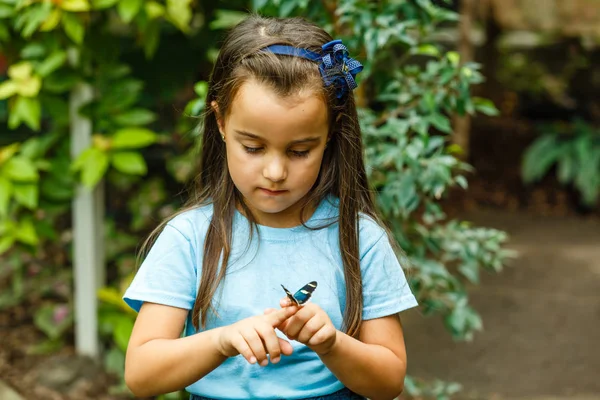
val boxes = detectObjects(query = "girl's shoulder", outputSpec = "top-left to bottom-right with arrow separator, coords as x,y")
320,196 -> 389,253
164,203 -> 214,240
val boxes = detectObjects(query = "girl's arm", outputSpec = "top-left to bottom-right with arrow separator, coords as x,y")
124,302 -> 227,397
125,302 -> 298,397
319,315 -> 407,400
276,302 -> 407,400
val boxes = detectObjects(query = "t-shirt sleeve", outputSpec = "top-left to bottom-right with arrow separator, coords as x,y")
123,223 -> 198,313
360,230 -> 418,320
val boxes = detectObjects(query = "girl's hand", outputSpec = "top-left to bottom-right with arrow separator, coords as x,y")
215,305 -> 298,366
268,298 -> 338,356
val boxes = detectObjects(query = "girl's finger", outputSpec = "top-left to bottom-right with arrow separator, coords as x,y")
242,329 -> 268,366
264,304 -> 298,327
284,313 -> 309,340
297,317 -> 325,344
277,317 -> 291,332
307,324 -> 336,347
231,334 -> 257,364
263,308 -> 277,315
256,324 -> 282,364
280,297 -> 292,307
279,337 -> 294,356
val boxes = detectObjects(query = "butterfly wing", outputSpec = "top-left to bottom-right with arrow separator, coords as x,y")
291,281 -> 318,305
280,284 -> 299,305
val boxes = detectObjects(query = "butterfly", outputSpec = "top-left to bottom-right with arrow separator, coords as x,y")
280,281 -> 318,306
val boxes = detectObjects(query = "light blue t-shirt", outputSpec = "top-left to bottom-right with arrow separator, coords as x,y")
123,196 -> 418,400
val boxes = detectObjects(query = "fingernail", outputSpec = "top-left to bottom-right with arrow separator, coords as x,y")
260,359 -> 268,367
271,356 -> 280,364
249,357 -> 257,364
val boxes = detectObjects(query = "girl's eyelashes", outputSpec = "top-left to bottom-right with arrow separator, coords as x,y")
290,150 -> 310,158
243,145 -> 262,154
242,145 -> 310,158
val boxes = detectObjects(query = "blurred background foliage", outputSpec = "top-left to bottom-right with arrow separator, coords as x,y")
1,0 -> 597,399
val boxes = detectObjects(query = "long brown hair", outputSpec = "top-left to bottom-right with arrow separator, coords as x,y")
141,15 -> 385,338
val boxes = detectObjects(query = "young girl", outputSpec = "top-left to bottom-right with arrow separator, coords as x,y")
123,15 -> 418,400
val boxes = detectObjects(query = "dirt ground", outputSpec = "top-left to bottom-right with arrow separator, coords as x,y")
402,208 -> 600,400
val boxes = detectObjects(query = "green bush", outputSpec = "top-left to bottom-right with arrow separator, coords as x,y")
0,0 -> 513,398
522,119 -> 600,207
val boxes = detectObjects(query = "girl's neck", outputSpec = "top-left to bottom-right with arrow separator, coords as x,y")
236,196 -> 318,228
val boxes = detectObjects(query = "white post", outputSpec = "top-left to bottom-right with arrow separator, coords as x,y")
69,78 -> 105,358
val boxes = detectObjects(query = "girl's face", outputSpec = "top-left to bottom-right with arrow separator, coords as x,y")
216,79 -> 329,228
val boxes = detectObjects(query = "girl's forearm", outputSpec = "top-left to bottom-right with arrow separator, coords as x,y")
318,332 -> 406,400
125,327 -> 227,397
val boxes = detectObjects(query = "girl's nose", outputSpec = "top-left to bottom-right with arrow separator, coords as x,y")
263,155 -> 287,183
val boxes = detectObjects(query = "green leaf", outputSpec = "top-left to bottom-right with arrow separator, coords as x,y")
111,151 -> 147,175
9,96 -> 41,131
111,128 -> 157,149
194,81 -> 208,98
92,0 -> 119,9
166,0 -> 192,32
12,183 -> 38,209
117,0 -> 142,23
36,51 -> 67,77
62,13 -> 84,44
0,143 -> 20,165
143,20 -> 160,58
0,4 -> 14,18
16,217 -> 38,245
446,51 -> 460,66
0,176 -> 12,216
0,80 -> 18,100
0,235 -> 15,255
114,316 -> 134,352
522,135 -> 561,183
455,175 -> 468,189
73,148 -> 109,187
428,113 -> 452,133
113,109 -> 156,126
43,70 -> 80,93
473,97 -> 499,116
413,44 -> 439,57
21,3 -> 51,38
4,156 -> 39,182
144,1 -> 165,19
209,9 -> 247,30
458,262 -> 479,284
252,0 -> 268,10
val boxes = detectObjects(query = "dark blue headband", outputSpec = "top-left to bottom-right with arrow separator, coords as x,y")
262,39 -> 363,99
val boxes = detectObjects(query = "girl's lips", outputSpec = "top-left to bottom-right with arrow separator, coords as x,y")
259,188 -> 287,195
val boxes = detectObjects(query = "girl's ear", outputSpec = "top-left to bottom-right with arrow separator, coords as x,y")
211,101 -> 225,135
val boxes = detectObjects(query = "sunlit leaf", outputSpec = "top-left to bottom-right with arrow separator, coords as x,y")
12,182 -> 38,209
111,128 -> 157,149
40,8 -> 61,31
62,12 -> 84,44
0,80 -> 18,100
0,176 -> 12,216
60,0 -> 90,12
9,96 -> 41,131
16,217 -> 38,245
113,109 -> 156,126
111,151 -> 147,175
117,0 -> 142,23
37,51 -> 67,77
4,156 -> 39,182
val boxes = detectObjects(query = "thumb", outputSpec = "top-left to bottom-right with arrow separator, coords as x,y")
265,304 -> 298,327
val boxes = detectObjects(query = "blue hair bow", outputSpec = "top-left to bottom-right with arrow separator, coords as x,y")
262,39 -> 363,99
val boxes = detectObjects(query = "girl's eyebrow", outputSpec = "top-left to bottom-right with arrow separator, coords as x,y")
234,130 -> 322,144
